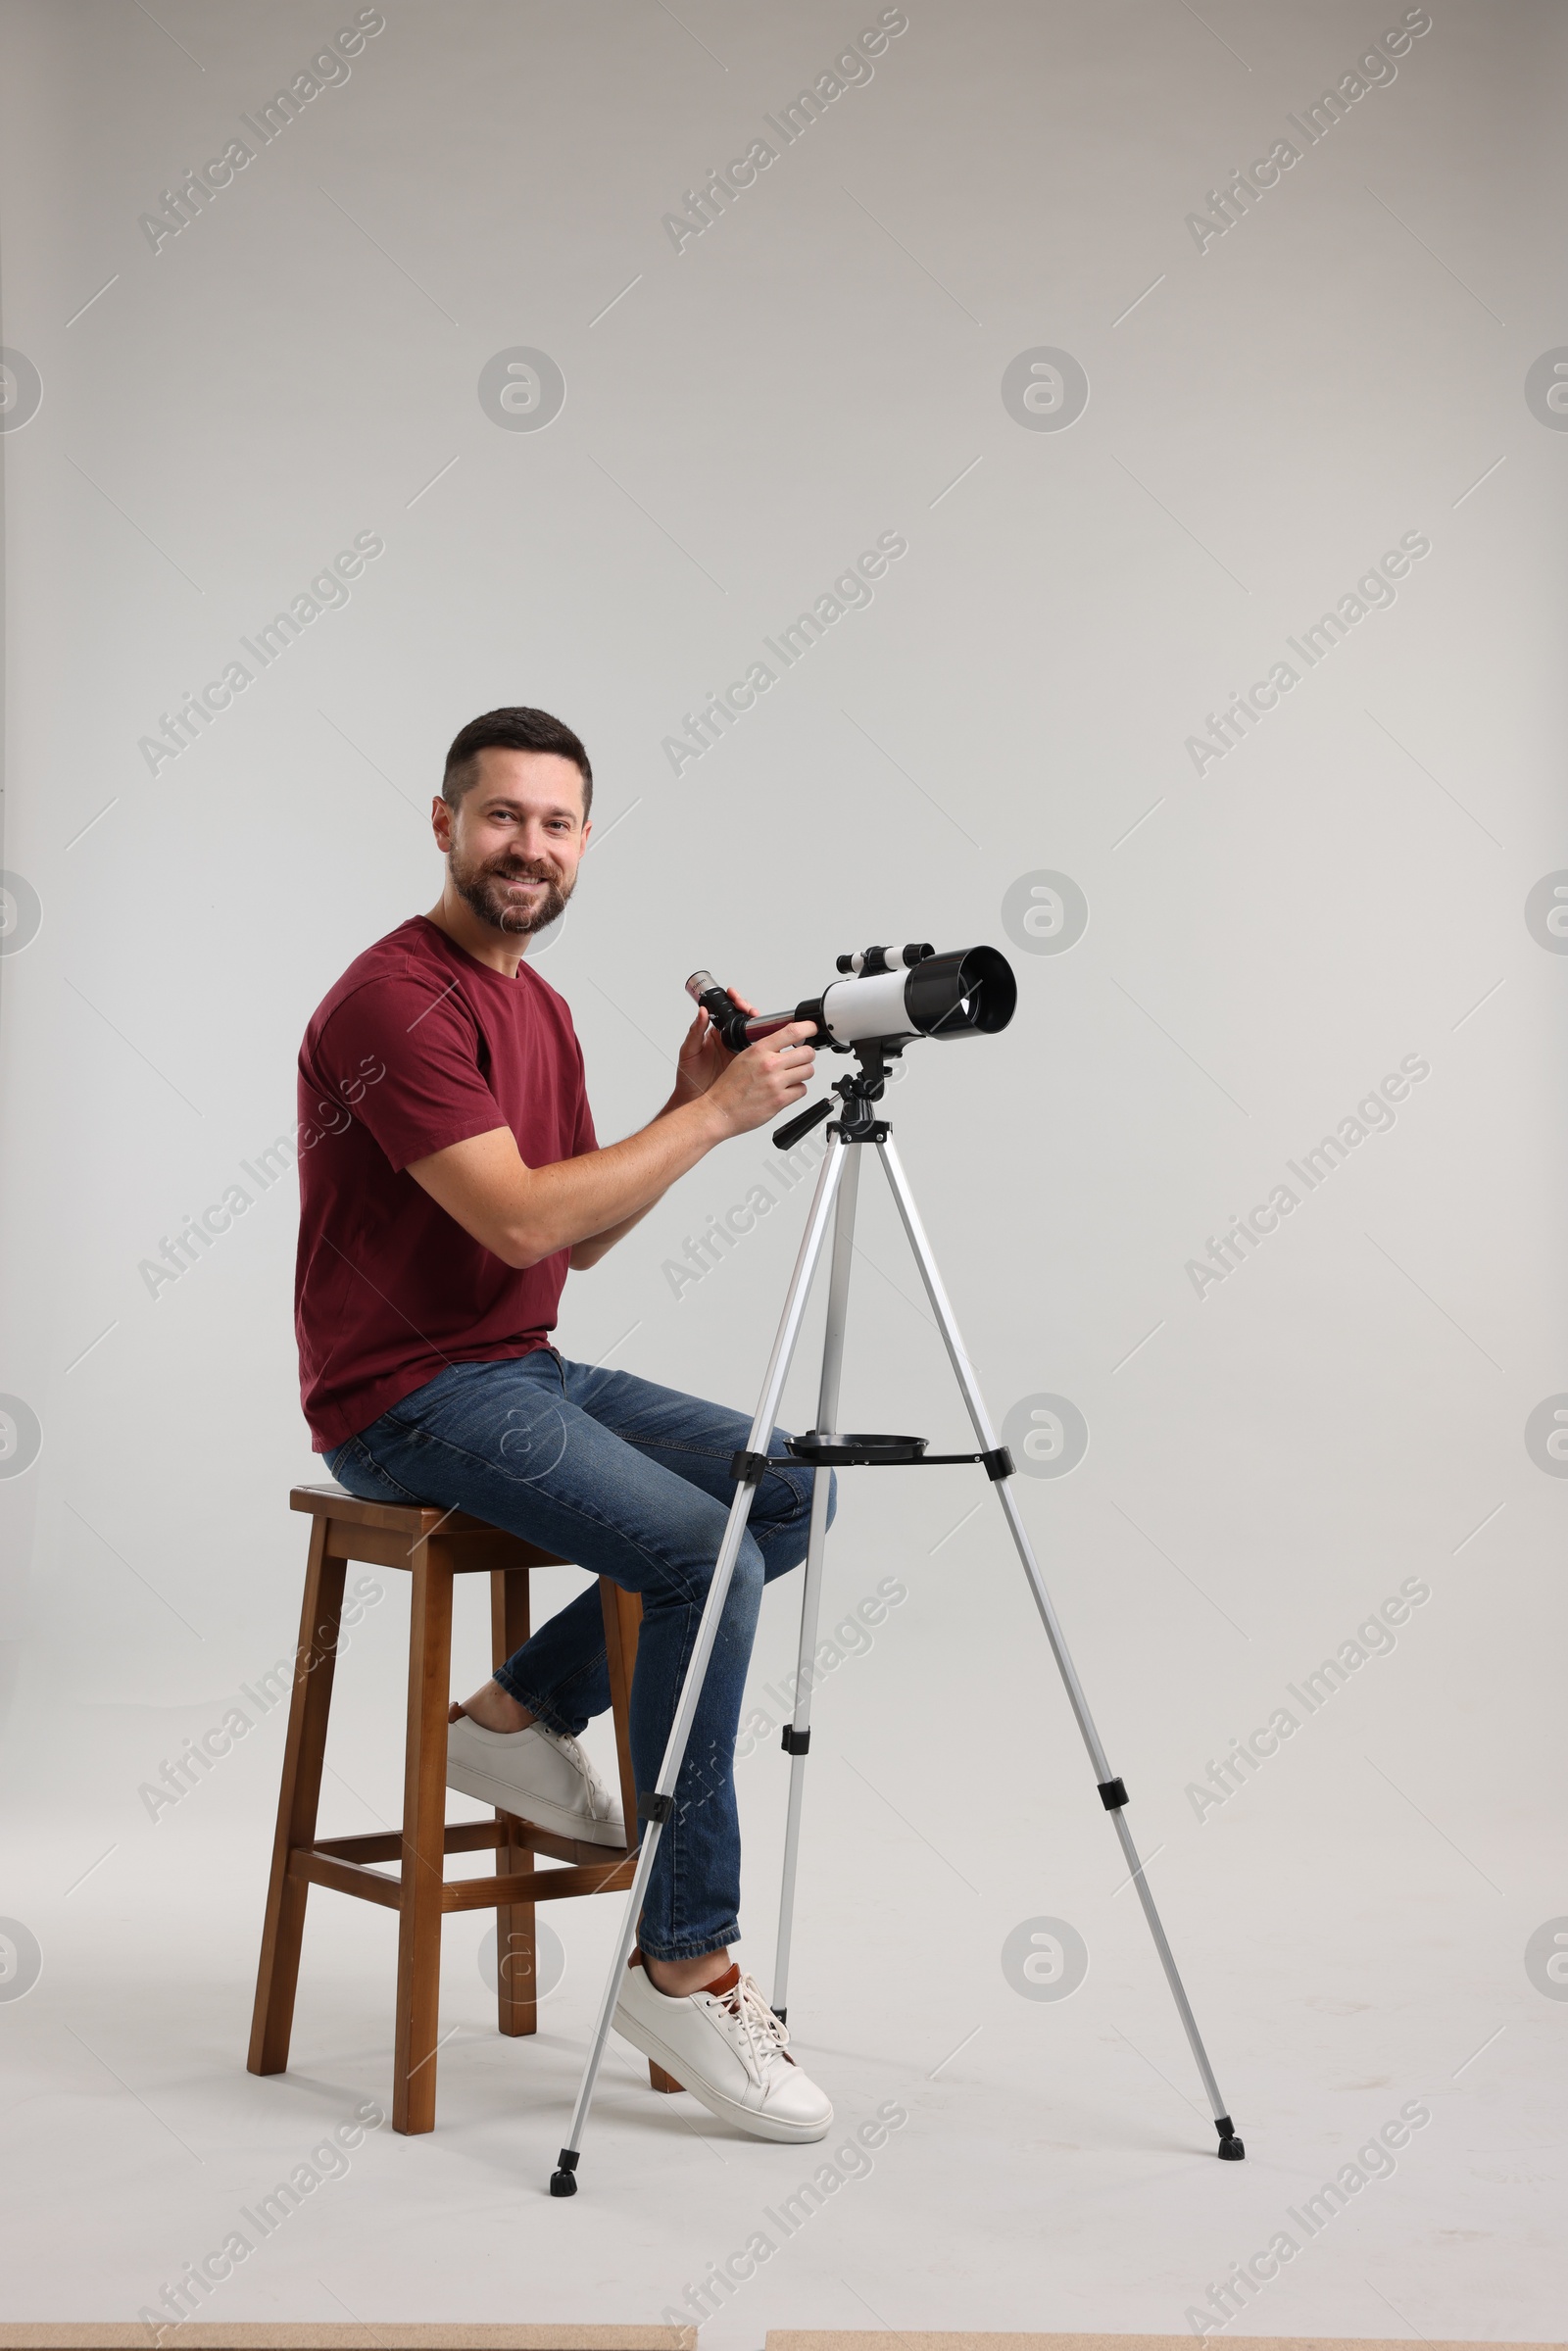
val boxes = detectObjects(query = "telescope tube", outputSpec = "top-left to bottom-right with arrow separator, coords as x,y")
686,946 -> 1015,1052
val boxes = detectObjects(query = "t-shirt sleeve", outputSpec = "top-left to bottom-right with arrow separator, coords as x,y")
312,976 -> 509,1173
570,1031 -> 598,1158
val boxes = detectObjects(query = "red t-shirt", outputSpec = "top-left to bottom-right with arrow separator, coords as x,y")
294,914 -> 598,1449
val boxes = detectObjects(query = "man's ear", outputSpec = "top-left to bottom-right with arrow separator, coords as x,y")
431,795 -> 453,850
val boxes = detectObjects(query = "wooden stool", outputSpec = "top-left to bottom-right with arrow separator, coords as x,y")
247,1483 -> 652,2134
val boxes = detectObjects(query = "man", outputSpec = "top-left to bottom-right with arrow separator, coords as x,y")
294,707 -> 835,2146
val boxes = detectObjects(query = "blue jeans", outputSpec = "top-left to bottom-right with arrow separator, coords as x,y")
323,1350 -> 833,1962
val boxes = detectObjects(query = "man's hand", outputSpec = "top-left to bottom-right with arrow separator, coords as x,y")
670,987 -> 758,1106
703,1020 -> 819,1138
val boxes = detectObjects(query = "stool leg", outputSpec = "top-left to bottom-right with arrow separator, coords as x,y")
496,1812 -> 537,2035
248,1519 -> 346,2077
392,1539 -> 454,2134
598,1578 -> 642,1845
491,1568 -> 536,2038
598,1580 -> 662,2088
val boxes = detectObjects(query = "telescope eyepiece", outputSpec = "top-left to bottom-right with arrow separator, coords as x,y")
684,970 -> 755,1052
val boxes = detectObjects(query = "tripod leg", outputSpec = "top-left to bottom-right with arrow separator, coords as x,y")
874,1138 -> 1245,2161
549,1137 -> 849,2196
772,1143 -> 861,2022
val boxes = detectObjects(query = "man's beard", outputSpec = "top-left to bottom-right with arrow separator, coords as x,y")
450,846 -> 572,937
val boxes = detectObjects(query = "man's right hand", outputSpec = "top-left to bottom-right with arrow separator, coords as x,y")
705,1021 -> 819,1139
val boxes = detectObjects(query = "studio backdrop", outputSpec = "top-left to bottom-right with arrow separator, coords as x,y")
0,1 -> 1563,2341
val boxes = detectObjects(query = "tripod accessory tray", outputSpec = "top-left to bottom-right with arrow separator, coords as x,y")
790,1432 -> 926,1465
783,1432 -> 1015,1479
727,1436 -> 1015,1480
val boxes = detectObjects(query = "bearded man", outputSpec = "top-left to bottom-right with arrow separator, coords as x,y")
293,706 -> 833,2143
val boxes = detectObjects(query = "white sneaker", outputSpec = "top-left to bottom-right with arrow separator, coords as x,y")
446,1713 -> 624,1847
612,1953 -> 833,2143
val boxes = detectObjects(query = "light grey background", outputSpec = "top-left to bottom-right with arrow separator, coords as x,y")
1,0 -> 1563,2338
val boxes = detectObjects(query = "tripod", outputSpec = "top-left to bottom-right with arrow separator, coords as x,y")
550,1049 -> 1244,2193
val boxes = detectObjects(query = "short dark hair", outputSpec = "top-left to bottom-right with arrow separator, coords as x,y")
442,706 -> 593,819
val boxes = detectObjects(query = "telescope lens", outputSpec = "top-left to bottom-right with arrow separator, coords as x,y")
904,946 -> 1016,1039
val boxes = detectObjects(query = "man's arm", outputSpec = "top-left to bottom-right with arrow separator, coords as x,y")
405,1020 -> 817,1271
563,1080 -> 695,1271
563,988 -> 775,1269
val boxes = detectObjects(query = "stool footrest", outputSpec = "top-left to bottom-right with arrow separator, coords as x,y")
288,1839 -> 638,1913
313,1817 -> 633,1868
290,1847 -> 403,1910
440,1856 -> 636,1911
315,1821 -> 498,1867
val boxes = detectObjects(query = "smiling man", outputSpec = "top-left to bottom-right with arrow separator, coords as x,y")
293,706 -> 835,2144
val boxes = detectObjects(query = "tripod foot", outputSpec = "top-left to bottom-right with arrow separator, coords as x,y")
549,2148 -> 579,2197
1214,2117 -> 1246,2161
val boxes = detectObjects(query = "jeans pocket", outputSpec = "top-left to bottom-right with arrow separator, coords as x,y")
324,1436 -> 425,1506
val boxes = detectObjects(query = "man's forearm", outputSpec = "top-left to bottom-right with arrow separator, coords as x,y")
568,1088 -> 691,1269
508,1090 -> 725,1267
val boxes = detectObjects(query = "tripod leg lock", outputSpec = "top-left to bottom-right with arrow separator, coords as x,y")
981,1445 -> 1015,1480
781,1724 -> 810,1755
1097,1776 -> 1129,1810
730,1448 -> 770,1486
637,1789 -> 674,1824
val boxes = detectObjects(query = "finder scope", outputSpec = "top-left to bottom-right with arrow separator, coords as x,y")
686,942 -> 1016,1055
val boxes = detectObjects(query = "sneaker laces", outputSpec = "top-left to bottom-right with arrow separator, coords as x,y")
708,1970 -> 793,2083
541,1726 -> 616,1820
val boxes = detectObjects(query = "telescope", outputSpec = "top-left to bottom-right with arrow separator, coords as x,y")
685,941 -> 1017,1056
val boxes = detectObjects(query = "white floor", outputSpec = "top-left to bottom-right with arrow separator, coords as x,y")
2,1753 -> 1561,2343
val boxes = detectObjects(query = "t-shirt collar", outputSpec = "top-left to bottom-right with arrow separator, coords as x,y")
412,912 -> 533,990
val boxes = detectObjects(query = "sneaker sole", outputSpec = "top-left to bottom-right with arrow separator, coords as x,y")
446,1757 -> 625,1846
612,1999 -> 833,2144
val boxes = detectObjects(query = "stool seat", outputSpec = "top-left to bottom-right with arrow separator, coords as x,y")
291,1478 -> 561,1565
247,1481 -> 648,2132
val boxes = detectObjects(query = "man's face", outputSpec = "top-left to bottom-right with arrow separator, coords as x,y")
434,749 -> 591,938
